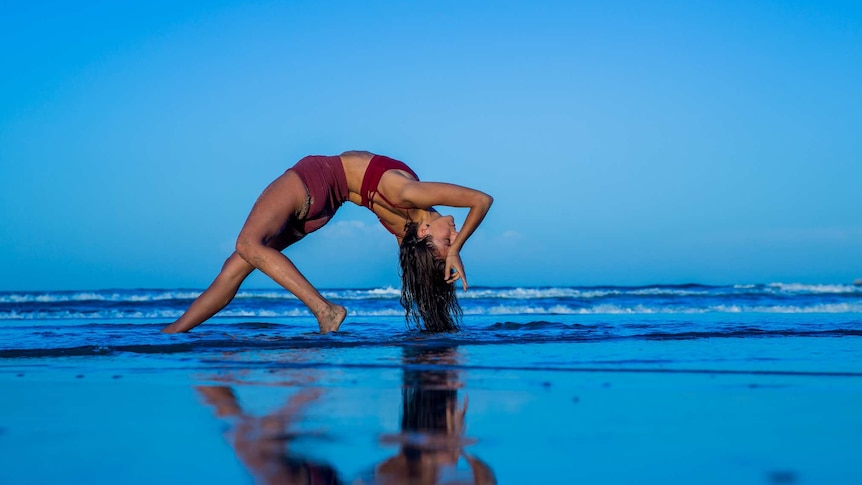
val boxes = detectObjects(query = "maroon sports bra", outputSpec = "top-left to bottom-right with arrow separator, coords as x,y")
359,155 -> 419,235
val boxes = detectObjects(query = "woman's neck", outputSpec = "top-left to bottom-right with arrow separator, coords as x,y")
414,209 -> 441,227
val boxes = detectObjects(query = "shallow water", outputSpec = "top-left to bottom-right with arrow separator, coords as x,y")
2,285 -> 862,483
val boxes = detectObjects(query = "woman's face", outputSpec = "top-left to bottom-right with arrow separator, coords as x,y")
421,215 -> 459,259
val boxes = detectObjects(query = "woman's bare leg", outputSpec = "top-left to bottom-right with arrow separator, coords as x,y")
161,228 -> 304,334
236,244 -> 346,333
235,171 -> 346,333
161,252 -> 255,333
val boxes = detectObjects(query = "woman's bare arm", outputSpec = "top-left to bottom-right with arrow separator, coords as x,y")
400,181 -> 493,250
399,181 -> 493,288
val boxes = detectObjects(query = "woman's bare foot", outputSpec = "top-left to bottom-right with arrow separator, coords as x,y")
316,304 -> 346,333
161,321 -> 186,333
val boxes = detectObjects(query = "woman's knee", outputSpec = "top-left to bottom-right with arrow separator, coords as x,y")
235,237 -> 264,264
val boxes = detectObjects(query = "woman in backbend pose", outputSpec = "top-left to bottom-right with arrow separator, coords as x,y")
162,151 -> 492,334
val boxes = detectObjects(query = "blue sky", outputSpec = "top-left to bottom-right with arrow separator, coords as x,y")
1,0 -> 860,290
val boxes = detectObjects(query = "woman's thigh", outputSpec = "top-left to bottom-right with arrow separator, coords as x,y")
237,170 -> 308,247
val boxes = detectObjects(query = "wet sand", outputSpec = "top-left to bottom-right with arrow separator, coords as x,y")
2,337 -> 862,484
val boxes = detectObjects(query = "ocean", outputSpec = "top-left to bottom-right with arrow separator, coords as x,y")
2,283 -> 861,354
2,283 -> 861,484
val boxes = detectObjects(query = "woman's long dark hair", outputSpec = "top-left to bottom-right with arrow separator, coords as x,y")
399,222 -> 463,332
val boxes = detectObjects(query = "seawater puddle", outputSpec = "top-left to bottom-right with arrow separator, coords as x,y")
2,341 -> 862,484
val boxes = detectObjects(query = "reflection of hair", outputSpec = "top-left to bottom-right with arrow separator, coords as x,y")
401,347 -> 461,468
402,347 -> 459,432
399,222 -> 463,332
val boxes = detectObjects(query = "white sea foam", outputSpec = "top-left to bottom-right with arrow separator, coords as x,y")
738,303 -> 862,313
349,308 -> 403,317
365,286 -> 401,297
712,305 -> 743,313
628,288 -> 710,296
460,287 -> 719,300
0,290 -> 203,303
484,305 -> 573,315
2,283 -> 861,320
322,286 -> 401,299
458,288 -> 579,299
2,300 -> 860,320
195,287 -> 400,301
126,291 -> 202,302
767,283 -> 859,294
0,309 -> 183,319
10,284 -> 858,305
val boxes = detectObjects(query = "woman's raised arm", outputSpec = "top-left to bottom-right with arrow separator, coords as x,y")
400,181 -> 493,288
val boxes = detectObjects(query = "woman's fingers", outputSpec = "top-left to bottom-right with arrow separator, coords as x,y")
446,268 -> 468,290
445,269 -> 459,283
446,268 -> 459,283
444,253 -> 468,290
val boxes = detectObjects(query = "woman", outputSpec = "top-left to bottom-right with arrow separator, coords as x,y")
161,150 -> 493,334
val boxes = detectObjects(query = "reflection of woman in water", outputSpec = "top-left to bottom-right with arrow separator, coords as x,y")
162,151 -> 492,334
370,346 -> 497,485
197,386 -> 342,485
197,346 -> 494,484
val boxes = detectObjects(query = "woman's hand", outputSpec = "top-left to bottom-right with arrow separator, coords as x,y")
445,251 -> 468,290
